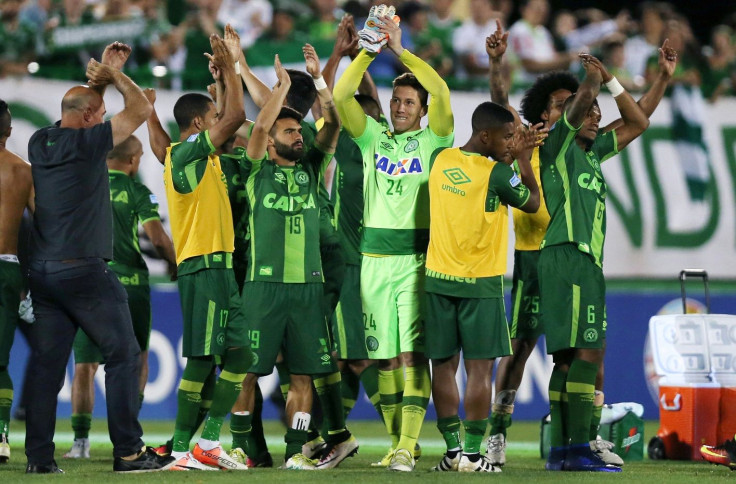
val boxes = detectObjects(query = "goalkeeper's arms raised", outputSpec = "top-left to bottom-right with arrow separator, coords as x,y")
378,14 -> 453,137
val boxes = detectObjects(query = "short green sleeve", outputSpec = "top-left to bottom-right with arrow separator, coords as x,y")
487,162 -> 530,211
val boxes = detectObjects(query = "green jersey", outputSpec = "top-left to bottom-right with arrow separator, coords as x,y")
539,112 -> 619,267
107,170 -> 160,284
353,116 -> 454,255
220,147 -> 250,263
243,147 -> 331,283
331,129 -> 364,266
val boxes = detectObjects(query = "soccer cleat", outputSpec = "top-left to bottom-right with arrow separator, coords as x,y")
192,443 -> 248,470
63,437 -> 90,459
371,447 -> 394,467
283,453 -> 317,470
170,452 -> 219,471
246,451 -> 274,468
432,450 -> 460,471
228,448 -> 247,467
113,447 -> 176,473
545,446 -> 567,471
315,435 -> 359,469
591,436 -> 623,466
388,448 -> 414,472
562,443 -> 622,472
458,453 -> 501,473
487,433 -> 506,466
0,433 -> 9,463
302,436 -> 327,459
700,437 -> 736,469
414,442 -> 422,461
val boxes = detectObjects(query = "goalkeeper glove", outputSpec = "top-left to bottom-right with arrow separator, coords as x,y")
358,4 -> 399,53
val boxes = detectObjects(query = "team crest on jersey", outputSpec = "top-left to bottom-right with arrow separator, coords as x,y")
274,172 -> 286,184
295,170 -> 310,186
404,139 -> 419,153
374,154 -> 423,176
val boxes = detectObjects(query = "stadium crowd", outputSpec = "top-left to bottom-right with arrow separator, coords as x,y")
1,0 -> 735,477
0,0 -> 735,96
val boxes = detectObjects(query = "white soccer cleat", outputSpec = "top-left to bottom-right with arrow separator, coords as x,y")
388,448 -> 414,472
458,454 -> 501,473
487,433 -> 506,466
315,435 -> 359,469
63,437 -> 90,459
170,452 -> 219,471
228,447 -> 247,466
432,451 -> 460,471
283,453 -> 317,470
591,436 -> 624,466
302,436 -> 327,459
0,433 -> 9,463
192,443 -> 248,470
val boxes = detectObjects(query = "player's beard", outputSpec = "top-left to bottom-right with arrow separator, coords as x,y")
274,139 -> 303,161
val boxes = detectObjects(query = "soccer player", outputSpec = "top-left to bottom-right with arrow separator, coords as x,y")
163,34 -> 252,471
334,8 -> 455,471
427,102 -> 542,473
63,135 -> 176,459
26,43 -> 173,473
538,53 -> 649,472
486,24 -> 677,467
0,100 -> 34,465
239,46 -> 356,470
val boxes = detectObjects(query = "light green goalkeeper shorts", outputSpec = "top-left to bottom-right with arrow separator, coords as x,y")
360,253 -> 426,359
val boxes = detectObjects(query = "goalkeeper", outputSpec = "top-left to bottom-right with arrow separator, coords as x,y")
334,5 -> 454,472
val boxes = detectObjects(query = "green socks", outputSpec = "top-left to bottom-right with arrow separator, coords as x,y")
200,347 -> 251,442
71,413 -> 91,440
548,366 -> 568,448
340,369 -> 360,418
359,364 -> 383,422
397,364 -> 430,455
590,391 -> 604,440
230,412 -> 252,452
378,367 -> 404,448
566,359 -> 598,445
172,358 -> 214,452
0,370 -> 11,435
437,415 -> 461,451
463,419 -> 488,454
314,372 -> 348,444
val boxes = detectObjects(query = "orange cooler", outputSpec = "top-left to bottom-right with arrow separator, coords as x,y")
656,383 -> 719,460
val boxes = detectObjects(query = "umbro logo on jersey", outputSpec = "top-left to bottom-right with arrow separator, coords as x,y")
375,154 -> 423,176
274,172 -> 286,183
443,167 -> 471,185
380,142 -> 393,151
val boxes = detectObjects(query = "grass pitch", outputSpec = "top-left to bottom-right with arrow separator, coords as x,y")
1,419 -> 732,482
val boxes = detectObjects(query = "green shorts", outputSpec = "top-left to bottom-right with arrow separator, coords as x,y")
361,254 -> 425,360
509,250 -> 544,340
0,260 -> 22,367
332,263 -> 368,360
538,244 -> 606,354
178,268 -> 249,357
244,282 -> 337,375
424,292 -> 511,360
73,283 -> 152,364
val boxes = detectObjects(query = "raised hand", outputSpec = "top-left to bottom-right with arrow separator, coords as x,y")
143,88 -> 156,105
334,14 -> 359,58
207,83 -> 217,102
511,122 -> 548,161
358,4 -> 397,53
303,43 -> 321,78
274,54 -> 291,91
86,59 -> 116,87
377,13 -> 402,54
224,24 -> 243,63
101,41 -> 131,70
208,59 -> 222,81
485,19 -> 509,60
658,38 -> 678,79
206,34 -> 234,75
579,53 -> 604,83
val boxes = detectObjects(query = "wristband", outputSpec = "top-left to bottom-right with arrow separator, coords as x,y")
313,76 -> 327,91
234,61 -> 241,75
605,77 -> 624,97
